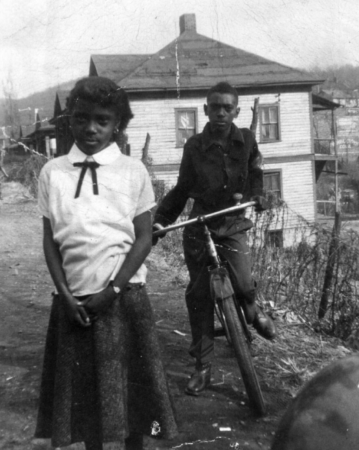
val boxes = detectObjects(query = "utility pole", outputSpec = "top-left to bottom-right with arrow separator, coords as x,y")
2,73 -> 20,141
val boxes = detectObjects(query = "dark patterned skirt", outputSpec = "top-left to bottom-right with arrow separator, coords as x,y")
34,285 -> 178,448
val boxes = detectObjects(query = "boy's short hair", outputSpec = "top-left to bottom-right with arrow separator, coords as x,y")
206,82 -> 239,104
67,76 -> 134,132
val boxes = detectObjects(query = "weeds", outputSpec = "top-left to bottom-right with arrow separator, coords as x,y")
7,152 -> 47,197
155,186 -> 359,343
250,202 -> 359,340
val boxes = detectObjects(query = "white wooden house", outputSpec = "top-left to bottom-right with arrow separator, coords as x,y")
87,14 -> 330,244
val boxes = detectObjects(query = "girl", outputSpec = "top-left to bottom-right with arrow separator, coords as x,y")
34,77 -> 177,450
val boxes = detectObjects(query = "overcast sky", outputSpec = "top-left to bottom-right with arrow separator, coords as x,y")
1,0 -> 359,99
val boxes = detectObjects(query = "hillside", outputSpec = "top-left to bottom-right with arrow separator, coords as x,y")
0,78 -> 78,138
308,64 -> 359,90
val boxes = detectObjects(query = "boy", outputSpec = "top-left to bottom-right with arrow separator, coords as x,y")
153,82 -> 276,396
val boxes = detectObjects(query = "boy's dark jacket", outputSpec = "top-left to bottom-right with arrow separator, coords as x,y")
155,123 -> 263,231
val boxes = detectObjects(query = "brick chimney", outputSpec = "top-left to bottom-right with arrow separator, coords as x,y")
179,14 -> 196,34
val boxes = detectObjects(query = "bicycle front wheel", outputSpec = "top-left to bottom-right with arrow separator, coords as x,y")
222,295 -> 266,415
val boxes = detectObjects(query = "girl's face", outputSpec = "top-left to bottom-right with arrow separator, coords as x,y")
69,99 -> 120,155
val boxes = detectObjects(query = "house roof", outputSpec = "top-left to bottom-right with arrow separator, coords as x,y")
50,90 -> 71,122
25,124 -> 55,139
312,91 -> 341,111
89,55 -> 150,84
56,90 -> 70,114
91,15 -> 322,92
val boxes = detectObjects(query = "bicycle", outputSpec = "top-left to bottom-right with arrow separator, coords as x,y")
153,195 -> 266,415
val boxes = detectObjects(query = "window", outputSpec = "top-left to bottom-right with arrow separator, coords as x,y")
266,230 -> 283,248
259,104 -> 280,142
176,109 -> 197,147
264,170 -> 282,203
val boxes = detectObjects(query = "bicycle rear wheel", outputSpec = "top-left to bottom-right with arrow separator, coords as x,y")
222,295 -> 266,415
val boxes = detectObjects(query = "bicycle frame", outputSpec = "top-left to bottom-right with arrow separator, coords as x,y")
154,199 -> 266,414
202,222 -> 253,343
154,200 -> 257,342
152,201 -> 256,237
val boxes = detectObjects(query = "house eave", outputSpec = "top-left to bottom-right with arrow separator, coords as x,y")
123,79 -> 323,94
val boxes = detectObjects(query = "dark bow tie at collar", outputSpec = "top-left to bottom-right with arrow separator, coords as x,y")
73,160 -> 100,198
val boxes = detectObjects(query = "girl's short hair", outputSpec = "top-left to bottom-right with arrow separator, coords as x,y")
206,82 -> 239,104
67,76 -> 134,132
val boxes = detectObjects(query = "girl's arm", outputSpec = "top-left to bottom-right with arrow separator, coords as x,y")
42,217 -> 91,327
113,210 -> 152,288
80,210 -> 152,314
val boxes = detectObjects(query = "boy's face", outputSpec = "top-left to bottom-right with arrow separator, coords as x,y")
69,99 -> 120,155
204,92 -> 239,135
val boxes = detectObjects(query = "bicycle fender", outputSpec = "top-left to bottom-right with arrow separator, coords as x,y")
209,267 -> 235,300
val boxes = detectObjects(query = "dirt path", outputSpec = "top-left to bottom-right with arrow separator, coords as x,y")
0,192 -> 352,450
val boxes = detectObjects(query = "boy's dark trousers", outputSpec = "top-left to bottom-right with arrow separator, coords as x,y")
183,217 -> 256,366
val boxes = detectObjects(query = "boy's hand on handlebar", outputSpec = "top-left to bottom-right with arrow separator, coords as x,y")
251,195 -> 268,212
152,223 -> 166,246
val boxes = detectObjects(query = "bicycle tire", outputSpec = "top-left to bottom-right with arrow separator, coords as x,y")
222,295 -> 266,415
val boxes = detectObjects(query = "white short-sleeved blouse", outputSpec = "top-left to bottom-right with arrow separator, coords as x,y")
38,143 -> 156,296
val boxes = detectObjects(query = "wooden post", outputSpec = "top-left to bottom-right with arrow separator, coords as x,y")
332,109 -> 340,215
318,211 -> 341,319
0,148 -> 9,178
318,109 -> 341,319
141,133 -> 151,164
250,97 -> 260,136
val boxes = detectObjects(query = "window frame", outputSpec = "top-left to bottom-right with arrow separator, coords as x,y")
265,229 -> 284,248
259,103 -> 281,143
175,108 -> 198,148
263,169 -> 283,203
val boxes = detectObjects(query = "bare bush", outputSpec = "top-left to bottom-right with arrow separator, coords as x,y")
8,152 -> 48,197
249,201 -> 359,340
155,190 -> 359,342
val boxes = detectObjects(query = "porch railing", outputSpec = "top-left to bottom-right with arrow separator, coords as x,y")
317,200 -> 335,217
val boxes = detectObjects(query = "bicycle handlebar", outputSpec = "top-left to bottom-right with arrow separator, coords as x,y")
153,201 -> 257,236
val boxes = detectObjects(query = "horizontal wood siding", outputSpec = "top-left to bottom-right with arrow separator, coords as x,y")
239,92 -> 312,157
263,160 -> 315,225
126,91 -> 312,164
153,171 -> 178,188
127,98 -> 205,164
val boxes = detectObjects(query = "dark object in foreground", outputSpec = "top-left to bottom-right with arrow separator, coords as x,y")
271,355 -> 359,450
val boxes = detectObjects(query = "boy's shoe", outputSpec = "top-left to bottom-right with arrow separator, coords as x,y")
252,308 -> 276,340
185,363 -> 211,396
